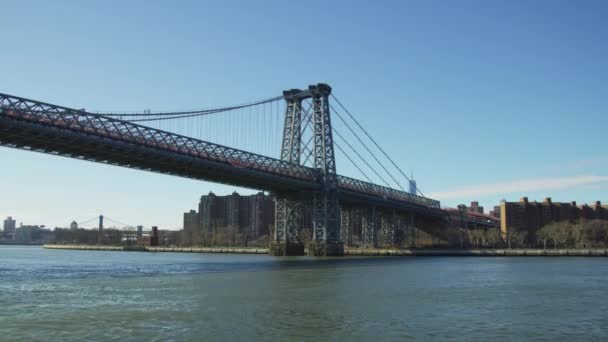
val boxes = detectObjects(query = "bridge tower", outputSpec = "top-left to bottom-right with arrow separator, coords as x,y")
98,215 -> 104,233
271,83 -> 344,256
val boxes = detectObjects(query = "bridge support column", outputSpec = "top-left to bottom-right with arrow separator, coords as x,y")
340,206 -> 351,247
308,190 -> 343,256
362,207 -> 376,248
270,196 -> 305,256
410,214 -> 417,248
270,88 -> 307,256
306,84 -> 343,256
381,210 -> 396,247
274,83 -> 345,256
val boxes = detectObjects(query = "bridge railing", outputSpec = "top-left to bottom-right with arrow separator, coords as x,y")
0,93 -> 317,182
336,175 -> 441,209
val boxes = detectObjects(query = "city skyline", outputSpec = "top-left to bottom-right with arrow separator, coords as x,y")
2,0 -> 607,229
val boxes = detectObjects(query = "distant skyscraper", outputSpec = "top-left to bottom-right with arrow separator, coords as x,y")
70,221 -> 78,230
409,171 -> 417,195
3,217 -> 16,234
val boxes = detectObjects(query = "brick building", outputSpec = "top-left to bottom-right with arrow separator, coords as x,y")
183,210 -> 199,232
467,201 -> 484,214
489,205 -> 501,219
185,191 -> 274,238
500,197 -> 608,244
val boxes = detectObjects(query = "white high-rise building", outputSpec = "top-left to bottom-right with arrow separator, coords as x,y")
409,171 -> 417,195
409,179 -> 417,195
3,217 -> 16,234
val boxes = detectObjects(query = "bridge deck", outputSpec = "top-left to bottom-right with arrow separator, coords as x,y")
0,93 -> 441,215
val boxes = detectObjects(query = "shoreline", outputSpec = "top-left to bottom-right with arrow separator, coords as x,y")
42,245 -> 608,256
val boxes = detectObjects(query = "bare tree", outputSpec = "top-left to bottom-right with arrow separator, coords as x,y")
538,225 -> 552,250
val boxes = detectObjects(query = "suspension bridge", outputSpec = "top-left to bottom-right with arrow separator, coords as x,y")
0,83 -> 446,256
74,215 -> 139,232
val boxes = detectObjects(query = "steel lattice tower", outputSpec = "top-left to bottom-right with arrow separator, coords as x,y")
273,89 -> 305,254
271,84 -> 343,256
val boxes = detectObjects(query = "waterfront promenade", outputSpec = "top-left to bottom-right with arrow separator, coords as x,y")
44,244 -> 608,256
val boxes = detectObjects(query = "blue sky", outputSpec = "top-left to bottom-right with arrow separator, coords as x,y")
1,0 -> 607,229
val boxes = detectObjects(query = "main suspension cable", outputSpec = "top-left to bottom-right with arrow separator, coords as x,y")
334,141 -> 373,183
330,104 -> 406,192
97,95 -> 285,118
333,128 -> 392,188
104,217 -> 136,229
77,216 -> 99,226
331,94 -> 426,197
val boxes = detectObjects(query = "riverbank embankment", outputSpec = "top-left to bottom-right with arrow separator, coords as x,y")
43,244 -> 269,254
345,248 -> 608,256
43,245 -> 608,256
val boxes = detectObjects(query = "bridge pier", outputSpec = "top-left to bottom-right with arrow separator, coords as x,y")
308,190 -> 344,256
381,210 -> 396,247
271,196 -> 305,256
307,240 -> 344,256
269,241 -> 305,256
408,214 -> 417,248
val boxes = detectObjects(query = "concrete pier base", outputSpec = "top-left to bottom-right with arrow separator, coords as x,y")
269,241 -> 305,256
307,241 -> 344,257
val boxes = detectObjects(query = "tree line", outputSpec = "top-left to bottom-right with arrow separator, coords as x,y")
441,220 -> 608,249
536,220 -> 608,249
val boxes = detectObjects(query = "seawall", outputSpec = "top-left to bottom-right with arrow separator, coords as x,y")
344,248 -> 608,256
43,244 -> 269,254
43,245 -> 608,256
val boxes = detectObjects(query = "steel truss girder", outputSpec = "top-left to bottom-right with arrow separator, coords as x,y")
0,93 -> 318,189
336,175 -> 440,209
0,91 -> 443,223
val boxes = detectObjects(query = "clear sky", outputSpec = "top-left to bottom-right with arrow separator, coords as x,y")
1,0 -> 607,229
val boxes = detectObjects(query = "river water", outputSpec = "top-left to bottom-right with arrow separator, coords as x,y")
0,246 -> 606,341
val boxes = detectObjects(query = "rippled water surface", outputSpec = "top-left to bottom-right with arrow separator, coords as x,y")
1,246 -> 607,341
